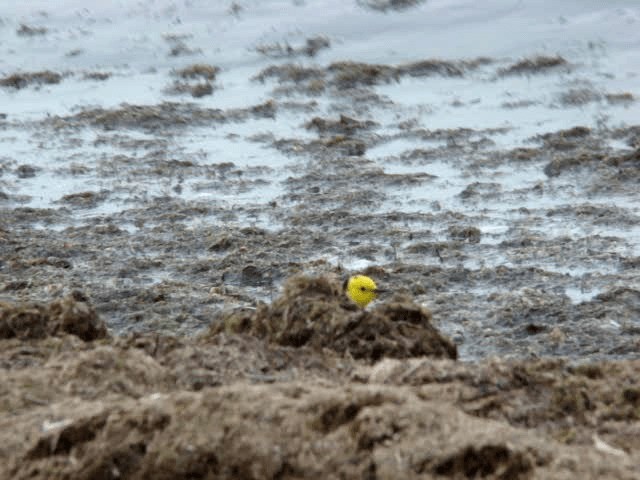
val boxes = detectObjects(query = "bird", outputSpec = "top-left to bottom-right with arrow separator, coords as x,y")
344,275 -> 386,308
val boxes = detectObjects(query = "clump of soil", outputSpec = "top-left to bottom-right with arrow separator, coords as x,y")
399,57 -> 491,77
165,64 -> 220,98
255,35 -> 330,58
543,146 -> 640,180
16,24 -> 48,36
305,114 -> 378,135
558,87 -> 602,106
83,72 -> 111,81
1,285 -> 640,478
253,64 -> 324,84
165,81 -> 214,98
0,71 -> 62,89
3,343 -> 640,479
54,100 -> 277,131
208,275 -> 457,362
328,61 -> 399,88
164,35 -> 202,57
606,92 -> 635,105
14,164 -> 39,179
254,57 -> 488,94
448,225 -> 482,243
58,190 -> 108,208
174,63 -> 220,80
0,293 -> 108,341
357,0 -> 426,12
499,55 -> 568,75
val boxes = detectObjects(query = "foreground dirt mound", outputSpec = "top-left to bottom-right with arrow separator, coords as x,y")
4,382 -> 638,480
2,285 -> 640,479
0,293 -> 108,341
1,328 -> 640,478
208,275 -> 457,362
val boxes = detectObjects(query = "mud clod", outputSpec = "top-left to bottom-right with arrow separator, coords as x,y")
559,87 -> 602,107
0,294 -> 108,341
210,276 -> 457,362
499,55 -> 568,76
432,444 -> 535,479
606,92 -> 635,104
328,61 -> 399,88
83,72 -> 112,81
448,225 -> 482,243
15,164 -> 39,179
174,64 -> 220,80
16,24 -> 48,36
166,64 -> 220,98
59,191 -> 107,208
357,0 -> 425,12
256,35 -> 330,58
305,115 -> 378,135
0,71 -> 62,89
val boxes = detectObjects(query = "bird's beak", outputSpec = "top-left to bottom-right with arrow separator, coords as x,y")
374,288 -> 388,294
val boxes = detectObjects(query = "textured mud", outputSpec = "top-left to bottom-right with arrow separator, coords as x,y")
1,291 -> 640,479
2,96 -> 639,359
1,1 -> 640,478
210,276 -> 457,362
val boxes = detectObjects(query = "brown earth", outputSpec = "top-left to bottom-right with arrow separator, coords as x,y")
1,278 -> 639,479
1,17 -> 639,478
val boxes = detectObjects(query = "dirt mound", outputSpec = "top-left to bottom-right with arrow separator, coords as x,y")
0,322 -> 639,478
4,381 -> 638,480
208,275 -> 457,362
0,293 -> 108,341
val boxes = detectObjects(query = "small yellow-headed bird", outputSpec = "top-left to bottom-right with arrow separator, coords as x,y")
344,275 -> 386,308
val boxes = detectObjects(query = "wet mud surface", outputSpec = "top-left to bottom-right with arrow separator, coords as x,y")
1,1 -> 640,477
2,68 -> 639,359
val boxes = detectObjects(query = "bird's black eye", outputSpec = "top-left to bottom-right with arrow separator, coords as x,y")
360,286 -> 366,291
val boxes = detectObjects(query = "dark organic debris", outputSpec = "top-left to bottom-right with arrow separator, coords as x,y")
15,164 -> 39,179
458,182 -> 502,200
253,57 -> 490,92
16,24 -> 48,36
558,87 -> 602,107
605,92 -> 635,105
0,71 -> 62,89
399,57 -> 491,77
448,225 -> 481,243
305,115 -> 379,135
174,64 -> 220,80
255,35 -> 330,58
58,191 -> 108,208
166,81 -> 214,98
253,64 -> 324,84
0,335 -> 639,478
83,72 -> 111,81
499,55 -> 568,76
0,294 -> 108,341
166,40 -> 202,57
166,64 -> 220,98
357,0 -> 426,12
544,146 -> 640,179
328,61 -> 399,88
208,275 -> 457,362
48,101 -> 278,131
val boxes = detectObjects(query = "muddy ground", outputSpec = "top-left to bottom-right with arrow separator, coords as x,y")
2,1 -> 640,478
1,283 -> 640,479
2,78 -> 639,359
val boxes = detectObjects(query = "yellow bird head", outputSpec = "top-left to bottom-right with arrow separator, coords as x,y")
344,275 -> 386,308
